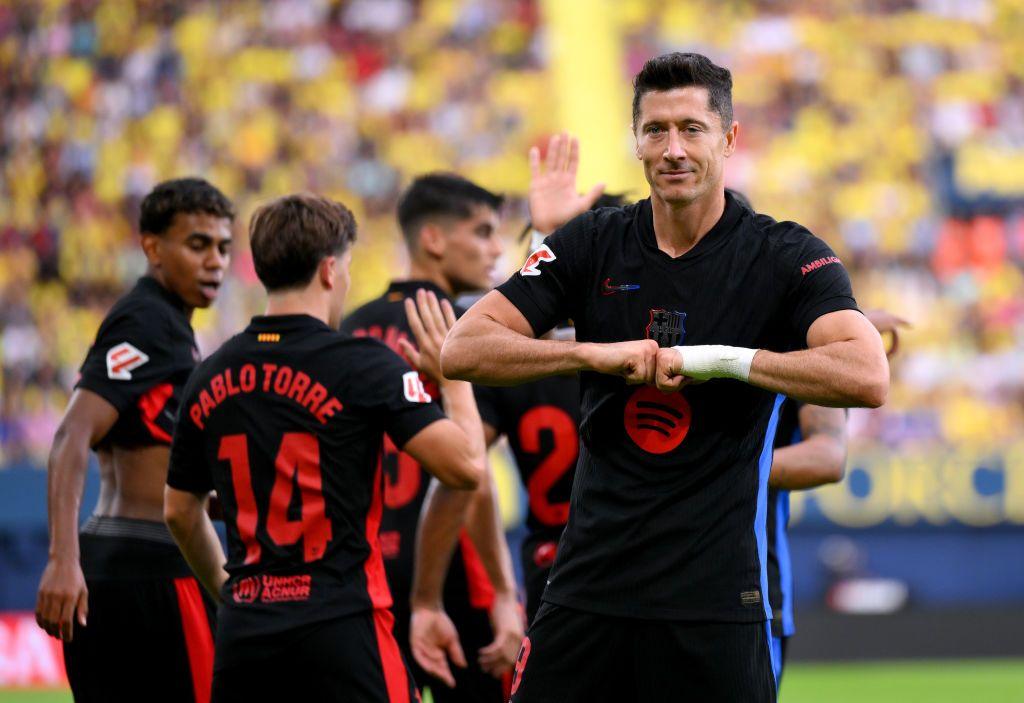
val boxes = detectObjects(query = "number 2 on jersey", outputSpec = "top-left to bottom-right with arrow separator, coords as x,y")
518,406 -> 577,526
218,433 -> 333,564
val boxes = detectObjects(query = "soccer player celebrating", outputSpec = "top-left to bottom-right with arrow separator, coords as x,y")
341,174 -> 521,701
163,193 -> 486,702
35,178 -> 234,702
442,52 -> 890,701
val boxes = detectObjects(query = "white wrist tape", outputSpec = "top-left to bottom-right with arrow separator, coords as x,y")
671,345 -> 757,381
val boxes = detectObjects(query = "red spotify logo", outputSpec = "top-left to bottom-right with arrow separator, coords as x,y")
623,386 -> 692,454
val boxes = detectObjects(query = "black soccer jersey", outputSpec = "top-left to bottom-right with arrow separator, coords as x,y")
166,314 -> 444,641
496,192 -> 859,622
341,281 -> 496,623
76,276 -> 199,448
767,399 -> 802,638
475,375 -> 580,622
474,376 -> 580,539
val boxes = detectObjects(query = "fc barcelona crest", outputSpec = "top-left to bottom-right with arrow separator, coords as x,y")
645,309 -> 686,348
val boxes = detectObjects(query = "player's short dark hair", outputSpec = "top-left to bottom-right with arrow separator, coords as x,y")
249,193 -> 357,292
592,192 -> 629,210
396,173 -> 504,249
139,177 -> 235,235
632,52 -> 733,131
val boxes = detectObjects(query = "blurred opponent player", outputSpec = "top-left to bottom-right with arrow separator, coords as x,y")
35,178 -> 234,702
163,193 -> 485,702
474,135 -> 621,623
442,53 -> 890,702
341,174 -> 521,701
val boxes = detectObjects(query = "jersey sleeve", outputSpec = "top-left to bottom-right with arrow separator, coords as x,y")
166,375 -> 214,494
347,340 -> 446,448
76,305 -> 176,413
496,212 -> 592,336
774,225 -> 859,346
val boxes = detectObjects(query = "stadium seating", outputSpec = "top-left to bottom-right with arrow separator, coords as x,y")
1,1 -> 1022,483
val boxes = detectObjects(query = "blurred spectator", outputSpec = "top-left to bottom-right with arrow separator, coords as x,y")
1,0 -> 1022,467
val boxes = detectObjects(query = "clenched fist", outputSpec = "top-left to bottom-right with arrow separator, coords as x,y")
581,339 -> 659,385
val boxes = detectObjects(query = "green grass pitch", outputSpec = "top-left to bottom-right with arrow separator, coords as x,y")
2,659 -> 1022,702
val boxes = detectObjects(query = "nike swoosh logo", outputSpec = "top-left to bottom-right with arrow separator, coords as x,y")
601,278 -> 640,296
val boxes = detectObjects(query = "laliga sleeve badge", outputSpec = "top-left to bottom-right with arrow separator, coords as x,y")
106,342 -> 150,380
402,371 -> 432,404
519,244 -> 556,277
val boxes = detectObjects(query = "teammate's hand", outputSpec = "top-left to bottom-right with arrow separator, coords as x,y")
478,591 -> 524,678
401,289 -> 458,386
863,309 -> 910,357
410,605 -> 467,688
36,557 -> 88,642
654,347 -> 696,393
528,133 -> 605,234
582,339 -> 659,385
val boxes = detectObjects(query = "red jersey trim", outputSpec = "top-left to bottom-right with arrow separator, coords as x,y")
372,608 -> 412,703
363,461 -> 393,610
459,531 -> 495,611
173,577 -> 214,703
138,382 -> 174,443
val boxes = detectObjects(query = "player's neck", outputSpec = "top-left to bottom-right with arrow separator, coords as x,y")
405,260 -> 455,296
264,289 -> 330,326
145,266 -> 195,320
650,189 -> 726,258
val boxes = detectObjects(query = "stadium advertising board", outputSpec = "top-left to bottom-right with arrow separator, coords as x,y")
791,442 -> 1024,529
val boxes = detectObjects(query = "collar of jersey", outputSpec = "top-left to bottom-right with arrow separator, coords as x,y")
137,275 -> 190,315
386,279 -> 451,300
247,314 -> 331,333
635,192 -> 743,267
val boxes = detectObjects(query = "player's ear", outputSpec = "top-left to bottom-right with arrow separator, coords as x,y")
632,125 -> 642,160
140,232 -> 162,267
419,223 -> 446,258
723,120 -> 739,157
319,255 -> 337,290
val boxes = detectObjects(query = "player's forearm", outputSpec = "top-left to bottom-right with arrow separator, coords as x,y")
411,479 -> 474,609
770,436 -> 847,490
464,467 -> 517,596
748,341 -> 888,408
45,428 -> 90,561
164,490 -> 228,602
442,316 -> 588,385
438,380 -> 486,478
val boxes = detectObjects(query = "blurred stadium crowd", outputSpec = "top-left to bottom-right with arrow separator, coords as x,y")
2,0 -> 1023,468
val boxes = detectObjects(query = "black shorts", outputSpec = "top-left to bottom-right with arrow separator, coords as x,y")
509,603 -> 777,703
211,608 -> 419,703
391,598 -> 505,703
520,533 -> 560,625
63,518 -> 216,703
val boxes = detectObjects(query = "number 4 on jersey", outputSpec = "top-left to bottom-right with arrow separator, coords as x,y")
218,433 -> 333,565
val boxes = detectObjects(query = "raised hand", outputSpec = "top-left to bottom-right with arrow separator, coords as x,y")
400,289 -> 458,385
528,133 -> 606,235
